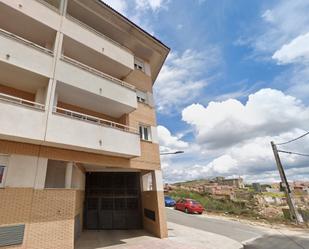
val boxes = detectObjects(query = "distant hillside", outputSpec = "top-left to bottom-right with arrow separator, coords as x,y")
172,179 -> 211,187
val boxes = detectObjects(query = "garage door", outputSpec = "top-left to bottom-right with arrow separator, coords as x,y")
84,172 -> 142,230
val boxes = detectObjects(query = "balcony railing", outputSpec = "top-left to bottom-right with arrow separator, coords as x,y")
61,55 -> 135,90
0,93 -> 45,110
0,28 -> 54,56
53,106 -> 138,134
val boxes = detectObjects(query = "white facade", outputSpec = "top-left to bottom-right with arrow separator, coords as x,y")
45,113 -> 141,157
62,16 -> 134,71
0,98 -> 46,143
0,30 -> 54,77
0,0 -> 145,158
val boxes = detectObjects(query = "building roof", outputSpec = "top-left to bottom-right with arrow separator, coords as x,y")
96,1 -> 170,83
98,1 -> 170,51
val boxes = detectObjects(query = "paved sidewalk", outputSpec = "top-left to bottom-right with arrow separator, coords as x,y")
75,222 -> 243,249
168,222 -> 243,249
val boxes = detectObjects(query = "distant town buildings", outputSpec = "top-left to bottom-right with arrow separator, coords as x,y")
252,183 -> 262,192
204,183 -> 236,200
164,178 -> 309,206
164,179 -> 309,222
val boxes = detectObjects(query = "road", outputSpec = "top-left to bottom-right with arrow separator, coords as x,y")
166,208 -> 309,249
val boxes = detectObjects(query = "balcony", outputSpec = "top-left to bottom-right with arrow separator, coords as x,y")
0,93 -> 46,143
61,16 -> 134,77
0,28 -> 54,78
55,57 -> 137,117
1,0 -> 61,31
45,107 -> 141,158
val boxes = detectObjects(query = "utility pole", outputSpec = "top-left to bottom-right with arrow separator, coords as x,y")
270,141 -> 304,224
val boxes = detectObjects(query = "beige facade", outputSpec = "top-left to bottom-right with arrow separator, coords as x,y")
0,0 -> 169,248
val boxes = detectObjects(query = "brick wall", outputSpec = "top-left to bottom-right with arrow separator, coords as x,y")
128,103 -> 157,128
0,188 -> 33,225
141,191 -> 167,238
123,70 -> 153,93
0,188 -> 81,249
130,141 -> 160,170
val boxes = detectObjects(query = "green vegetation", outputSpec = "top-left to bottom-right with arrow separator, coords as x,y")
262,192 -> 285,198
169,189 -> 256,217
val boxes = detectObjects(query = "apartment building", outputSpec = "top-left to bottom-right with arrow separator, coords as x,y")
0,0 -> 169,248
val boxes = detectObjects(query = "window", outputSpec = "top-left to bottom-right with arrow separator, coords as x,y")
134,58 -> 145,72
0,155 -> 9,188
136,91 -> 147,104
139,125 -> 151,141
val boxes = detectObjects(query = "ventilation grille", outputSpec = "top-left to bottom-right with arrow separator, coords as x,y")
0,224 -> 25,247
144,208 -> 156,221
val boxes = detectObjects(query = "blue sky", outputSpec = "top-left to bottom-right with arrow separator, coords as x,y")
104,0 -> 309,183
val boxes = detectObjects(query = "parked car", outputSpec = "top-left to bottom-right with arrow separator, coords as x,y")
175,198 -> 204,214
164,196 -> 176,207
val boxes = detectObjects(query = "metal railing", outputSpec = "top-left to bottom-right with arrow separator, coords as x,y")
0,93 -> 45,110
61,55 -> 135,91
53,106 -> 139,134
0,28 -> 54,56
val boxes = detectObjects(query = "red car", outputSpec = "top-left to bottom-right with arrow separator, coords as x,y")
175,198 -> 204,214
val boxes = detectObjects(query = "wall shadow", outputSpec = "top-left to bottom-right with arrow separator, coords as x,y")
75,229 -> 155,249
244,234 -> 309,249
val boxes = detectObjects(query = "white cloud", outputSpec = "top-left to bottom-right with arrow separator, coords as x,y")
135,0 -> 169,11
182,88 -> 309,149
162,89 -> 309,183
157,125 -> 188,153
273,32 -> 309,64
261,9 -> 274,23
163,130 -> 309,183
102,0 -> 168,34
154,48 -> 221,114
103,0 -> 168,14
102,0 -> 128,15
235,0 -> 309,63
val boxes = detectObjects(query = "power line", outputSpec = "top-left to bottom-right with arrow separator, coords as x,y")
276,131 -> 309,146
277,149 -> 309,158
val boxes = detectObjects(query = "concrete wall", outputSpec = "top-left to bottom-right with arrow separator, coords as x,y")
5,155 -> 37,188
71,165 -> 85,190
2,154 -> 48,189
0,100 -> 46,143
1,0 -> 62,30
45,160 -> 66,188
0,139 -> 131,169
0,31 -> 54,78
61,17 -> 134,70
45,113 -> 141,157
55,59 -> 137,110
